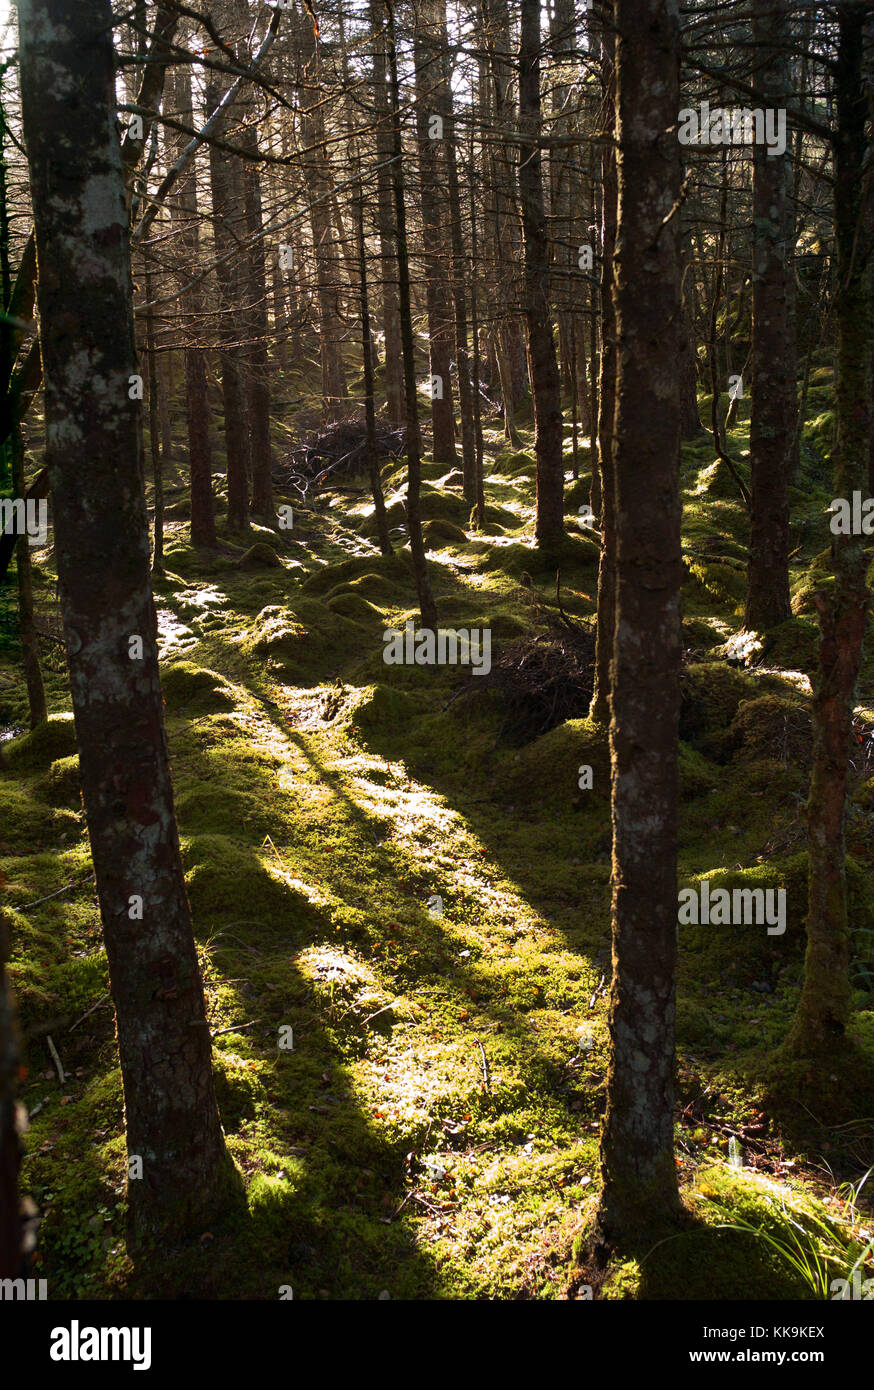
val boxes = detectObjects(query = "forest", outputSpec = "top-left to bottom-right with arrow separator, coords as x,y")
0,0 -> 873,1336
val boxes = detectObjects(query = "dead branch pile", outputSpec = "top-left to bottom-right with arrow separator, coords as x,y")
455,581 -> 596,745
274,418 -> 406,503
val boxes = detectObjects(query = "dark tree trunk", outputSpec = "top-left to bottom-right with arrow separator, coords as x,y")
589,11 -> 617,727
1,88 -> 45,725
519,0 -> 565,550
597,0 -> 684,1241
168,65 -> 215,547
430,0 -> 477,501
356,179 -> 392,556
236,49 -> 275,523
369,3 -> 404,424
414,4 -> 456,466
298,11 -> 347,419
13,427 -> 46,727
745,0 -> 795,631
0,911 -> 23,1279
205,70 -> 251,535
788,6 -> 872,1056
383,2 -> 438,630
19,0 -> 239,1240
144,266 -> 165,576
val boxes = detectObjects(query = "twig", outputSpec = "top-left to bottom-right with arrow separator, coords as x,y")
68,993 -> 110,1032
19,874 -> 92,911
474,1037 -> 491,1092
363,1002 -> 395,1027
46,1035 -> 65,1085
385,1189 -> 415,1223
210,1019 -> 261,1039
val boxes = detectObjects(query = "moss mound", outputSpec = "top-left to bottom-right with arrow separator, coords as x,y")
34,755 -> 82,811
497,717 -> 610,806
423,518 -> 469,546
161,662 -> 237,714
236,542 -> 283,569
724,694 -> 811,769
679,662 -> 757,753
4,714 -> 78,772
182,834 -> 319,939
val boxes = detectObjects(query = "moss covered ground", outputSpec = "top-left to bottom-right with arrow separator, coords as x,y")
1,372 -> 873,1300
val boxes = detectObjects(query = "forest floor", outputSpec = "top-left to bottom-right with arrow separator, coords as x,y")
2,364 -> 874,1300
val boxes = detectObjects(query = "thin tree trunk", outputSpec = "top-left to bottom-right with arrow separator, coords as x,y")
356,177 -> 392,557
788,5 -> 872,1056
205,68 -> 251,535
169,65 -> 215,547
589,11 -> 617,726
597,0 -> 684,1241
0,909 -> 24,1279
413,2 -> 457,466
383,2 -> 438,630
745,0 -> 795,631
145,265 -> 165,576
369,5 -> 404,425
19,0 -> 239,1239
1,85 -> 45,725
519,0 -> 564,550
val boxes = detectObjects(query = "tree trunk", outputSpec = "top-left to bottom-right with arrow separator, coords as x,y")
235,30 -> 275,523
205,68 -> 251,535
0,909 -> 24,1279
745,0 -> 795,631
519,0 -> 564,551
788,5 -> 872,1056
589,11 -> 617,726
597,0 -> 684,1241
356,177 -> 392,557
413,2 -> 456,466
383,2 -> 437,630
144,266 -> 165,576
298,11 -> 347,419
19,0 -> 239,1240
13,426 -> 47,727
168,65 -> 216,548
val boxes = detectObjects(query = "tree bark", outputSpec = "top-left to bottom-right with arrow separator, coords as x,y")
745,0 -> 795,631
519,0 -> 565,550
383,2 -> 438,629
597,0 -> 684,1241
413,1 -> 457,466
589,10 -> 617,726
788,5 -> 872,1056
19,0 -> 239,1239
356,176 -> 392,556
369,0 -> 404,424
168,65 -> 216,548
205,66 -> 251,535
0,911 -> 24,1279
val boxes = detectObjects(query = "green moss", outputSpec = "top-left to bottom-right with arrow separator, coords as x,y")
33,755 -> 81,811
423,518 -> 469,546
236,541 -> 284,569
161,662 -> 237,713
679,663 -> 758,753
4,713 -> 77,771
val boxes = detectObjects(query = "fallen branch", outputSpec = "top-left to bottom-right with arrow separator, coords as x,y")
46,1034 -> 65,1085
68,993 -> 111,1033
474,1036 -> 491,1093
